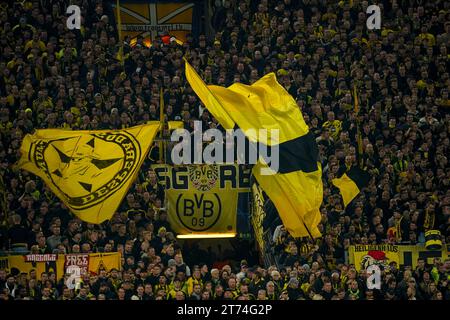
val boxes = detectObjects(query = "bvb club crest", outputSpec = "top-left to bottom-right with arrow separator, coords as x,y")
30,131 -> 140,210
188,164 -> 218,191
173,164 -> 221,232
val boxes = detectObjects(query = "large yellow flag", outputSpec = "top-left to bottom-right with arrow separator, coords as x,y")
17,124 -> 159,224
185,61 -> 323,238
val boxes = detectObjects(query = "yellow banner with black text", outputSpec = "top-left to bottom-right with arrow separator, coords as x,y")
151,164 -> 251,237
0,252 -> 121,280
349,244 -> 449,271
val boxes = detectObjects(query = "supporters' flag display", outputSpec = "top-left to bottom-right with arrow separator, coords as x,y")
185,60 -> 323,238
17,124 -> 159,224
332,166 -> 371,207
112,1 -> 195,47
152,164 -> 250,237
349,244 -> 449,271
0,252 -> 121,281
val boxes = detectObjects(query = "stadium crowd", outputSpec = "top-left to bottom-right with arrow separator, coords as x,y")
0,0 -> 449,300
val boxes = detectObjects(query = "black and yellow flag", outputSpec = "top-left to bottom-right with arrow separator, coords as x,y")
185,60 -> 323,238
332,166 -> 371,207
17,124 -> 159,224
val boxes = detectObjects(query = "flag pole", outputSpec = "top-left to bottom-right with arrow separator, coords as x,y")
159,87 -> 164,162
354,85 -> 363,168
302,221 -> 315,242
159,86 -> 168,214
116,0 -> 124,67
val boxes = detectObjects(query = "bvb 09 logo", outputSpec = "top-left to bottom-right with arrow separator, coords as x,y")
177,165 -> 222,231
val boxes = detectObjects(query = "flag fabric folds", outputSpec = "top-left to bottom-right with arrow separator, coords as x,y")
332,166 -> 371,207
185,60 -> 323,238
17,124 -> 159,224
168,121 -> 184,130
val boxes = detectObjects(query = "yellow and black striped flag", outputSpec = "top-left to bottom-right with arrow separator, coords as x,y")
332,166 -> 371,207
185,60 -> 323,238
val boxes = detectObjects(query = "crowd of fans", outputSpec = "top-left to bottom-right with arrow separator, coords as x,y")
0,0 -> 449,300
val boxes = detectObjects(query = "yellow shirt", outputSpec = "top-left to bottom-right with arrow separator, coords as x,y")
322,120 -> 342,140
186,277 -> 203,295
417,33 -> 436,46
24,40 -> 46,52
169,280 -> 188,296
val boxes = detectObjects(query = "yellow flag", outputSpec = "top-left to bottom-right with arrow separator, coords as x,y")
168,121 -> 184,130
185,60 -> 323,238
17,124 -> 159,223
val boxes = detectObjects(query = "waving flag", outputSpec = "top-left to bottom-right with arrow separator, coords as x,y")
185,60 -> 323,238
17,124 -> 159,223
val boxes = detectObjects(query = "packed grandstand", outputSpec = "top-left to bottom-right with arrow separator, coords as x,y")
0,0 -> 449,301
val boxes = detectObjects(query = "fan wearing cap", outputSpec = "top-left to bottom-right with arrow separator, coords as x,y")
235,260 -> 248,280
227,31 -> 242,51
